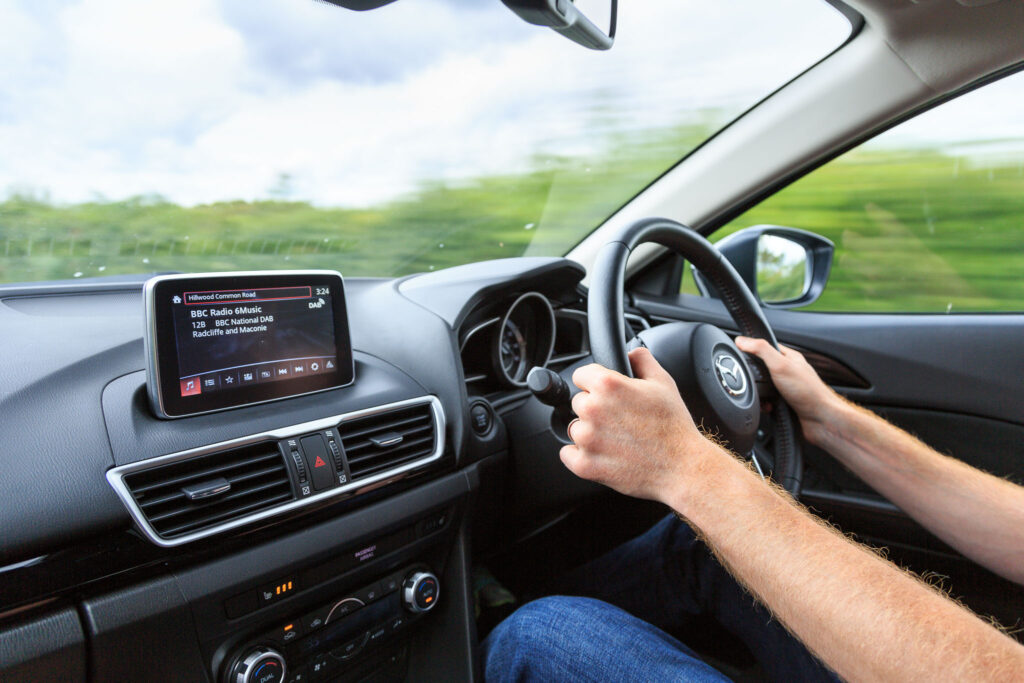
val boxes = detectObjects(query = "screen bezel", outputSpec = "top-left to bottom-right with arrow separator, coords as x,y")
144,270 -> 354,419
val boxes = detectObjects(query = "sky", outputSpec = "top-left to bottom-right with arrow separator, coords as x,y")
0,0 -> 854,207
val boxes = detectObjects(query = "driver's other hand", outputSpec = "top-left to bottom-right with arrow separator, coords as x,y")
560,347 -> 720,504
734,336 -> 838,429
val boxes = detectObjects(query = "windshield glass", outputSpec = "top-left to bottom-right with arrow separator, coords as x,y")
0,0 -> 849,284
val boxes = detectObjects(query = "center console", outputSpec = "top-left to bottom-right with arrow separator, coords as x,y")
224,565 -> 440,683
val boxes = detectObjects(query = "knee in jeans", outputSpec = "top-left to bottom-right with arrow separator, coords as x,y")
487,596 -> 608,656
491,596 -> 578,646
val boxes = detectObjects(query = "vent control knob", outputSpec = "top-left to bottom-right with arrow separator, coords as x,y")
402,571 -> 440,614
227,646 -> 286,683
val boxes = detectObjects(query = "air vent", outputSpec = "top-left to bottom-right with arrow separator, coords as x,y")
122,442 -> 292,540
340,403 -> 437,480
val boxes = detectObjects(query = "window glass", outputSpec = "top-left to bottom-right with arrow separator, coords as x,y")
0,0 -> 848,284
712,70 -> 1024,312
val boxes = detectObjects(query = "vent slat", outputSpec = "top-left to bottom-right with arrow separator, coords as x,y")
338,403 -> 437,480
350,452 -> 433,479
339,414 -> 431,442
158,491 -> 293,537
146,478 -> 290,524
342,423 -> 433,456
123,442 -> 292,539
130,452 -> 281,497
346,434 -> 434,466
138,462 -> 286,512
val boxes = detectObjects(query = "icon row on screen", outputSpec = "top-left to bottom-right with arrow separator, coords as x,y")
180,357 -> 337,397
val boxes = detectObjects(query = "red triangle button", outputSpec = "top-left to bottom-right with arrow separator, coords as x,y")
314,456 -> 327,468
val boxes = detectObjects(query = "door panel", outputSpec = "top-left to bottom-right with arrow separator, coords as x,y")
636,293 -> 1024,426
632,291 -> 1024,625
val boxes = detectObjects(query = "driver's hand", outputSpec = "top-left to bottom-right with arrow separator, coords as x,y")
734,336 -> 840,440
560,347 -> 722,503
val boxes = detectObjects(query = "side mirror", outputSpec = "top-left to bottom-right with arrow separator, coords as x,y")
502,0 -> 617,51
692,225 -> 834,309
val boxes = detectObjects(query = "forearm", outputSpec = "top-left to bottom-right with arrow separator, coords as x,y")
809,396 -> 1024,584
669,446 -> 1024,681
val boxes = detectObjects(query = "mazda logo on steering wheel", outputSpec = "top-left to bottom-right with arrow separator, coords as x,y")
713,353 -> 748,397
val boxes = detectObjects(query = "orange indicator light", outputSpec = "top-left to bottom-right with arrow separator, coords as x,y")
284,624 -> 293,632
425,596 -> 433,604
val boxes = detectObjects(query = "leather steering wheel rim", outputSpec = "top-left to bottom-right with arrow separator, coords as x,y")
587,217 -> 803,496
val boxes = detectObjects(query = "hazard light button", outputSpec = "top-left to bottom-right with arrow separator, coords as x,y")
300,434 -> 335,492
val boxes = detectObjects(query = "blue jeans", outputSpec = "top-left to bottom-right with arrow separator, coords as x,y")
483,514 -> 840,682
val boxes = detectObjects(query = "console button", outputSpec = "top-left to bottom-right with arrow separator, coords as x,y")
388,615 -> 405,634
355,581 -> 383,605
380,573 -> 401,595
402,572 -> 439,614
302,606 -> 329,632
470,402 -> 492,435
229,647 -> 285,683
259,578 -> 297,606
368,624 -> 387,644
278,621 -> 303,643
332,632 -> 368,661
308,654 -> 331,681
301,435 -> 335,492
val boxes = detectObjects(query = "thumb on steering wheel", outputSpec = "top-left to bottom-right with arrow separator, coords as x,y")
628,346 -> 671,383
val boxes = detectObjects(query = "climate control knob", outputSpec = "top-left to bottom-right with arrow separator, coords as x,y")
227,647 -> 286,683
402,571 -> 440,614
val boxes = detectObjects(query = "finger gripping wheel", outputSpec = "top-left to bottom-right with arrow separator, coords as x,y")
587,217 -> 802,496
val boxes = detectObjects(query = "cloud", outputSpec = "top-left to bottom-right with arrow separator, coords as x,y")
0,0 -> 852,207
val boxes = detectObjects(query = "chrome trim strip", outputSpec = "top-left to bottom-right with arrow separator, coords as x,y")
623,312 -> 652,330
555,308 -> 588,323
106,395 -> 446,548
458,317 -> 500,352
497,292 -> 556,387
144,270 -> 356,420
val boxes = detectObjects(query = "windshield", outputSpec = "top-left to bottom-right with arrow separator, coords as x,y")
0,0 -> 849,284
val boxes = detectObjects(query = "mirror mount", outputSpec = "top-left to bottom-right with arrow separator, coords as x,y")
502,0 -> 617,51
692,225 -> 834,309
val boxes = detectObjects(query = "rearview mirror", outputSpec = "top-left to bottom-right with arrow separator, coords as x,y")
691,225 -> 834,309
502,0 -> 617,51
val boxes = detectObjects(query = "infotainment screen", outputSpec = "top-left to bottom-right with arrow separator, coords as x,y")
144,271 -> 354,419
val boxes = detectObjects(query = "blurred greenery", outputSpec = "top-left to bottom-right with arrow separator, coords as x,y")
713,147 -> 1024,312
0,114 -> 721,285
2,121 -> 1022,313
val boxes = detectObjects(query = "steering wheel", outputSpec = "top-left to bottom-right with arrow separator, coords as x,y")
588,217 -> 803,496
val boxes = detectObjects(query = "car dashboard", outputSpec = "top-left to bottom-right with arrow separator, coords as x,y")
0,256 -> 636,683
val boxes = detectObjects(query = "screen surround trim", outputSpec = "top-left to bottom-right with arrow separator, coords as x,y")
144,270 -> 355,419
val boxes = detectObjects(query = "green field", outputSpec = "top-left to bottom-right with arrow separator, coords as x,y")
2,127 -> 1022,313
715,147 -> 1024,312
